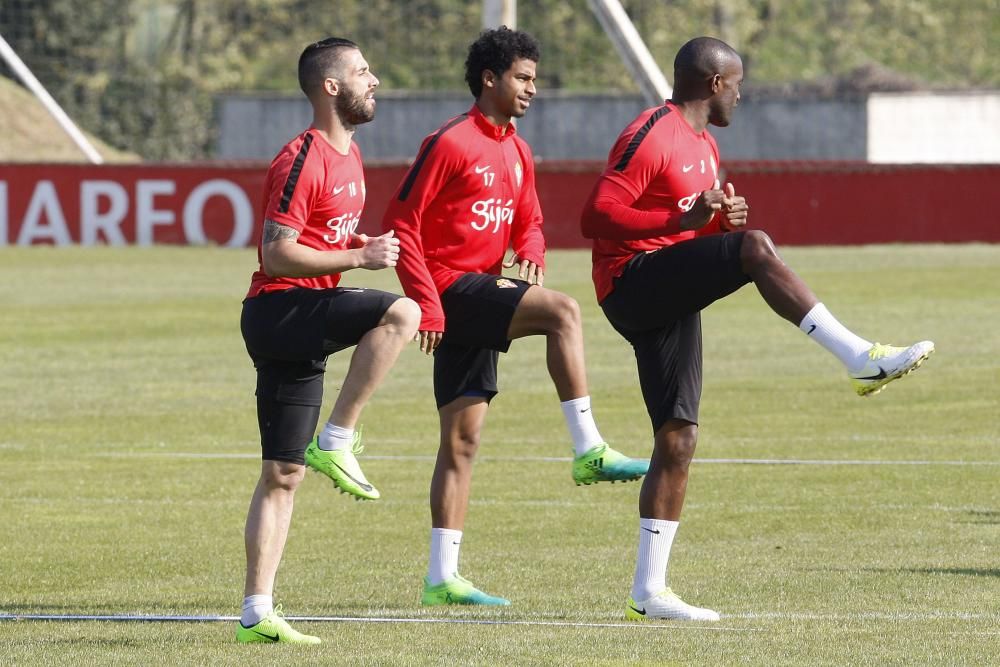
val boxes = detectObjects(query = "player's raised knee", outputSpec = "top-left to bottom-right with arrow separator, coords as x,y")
385,297 -> 421,335
739,229 -> 779,270
550,291 -> 582,330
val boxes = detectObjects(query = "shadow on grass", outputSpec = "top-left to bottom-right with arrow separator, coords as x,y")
958,510 -> 1000,525
886,567 -> 1000,578
806,567 -> 1000,578
9,637 -> 141,647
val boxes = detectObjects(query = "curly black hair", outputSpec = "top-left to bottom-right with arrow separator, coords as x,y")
464,26 -> 540,98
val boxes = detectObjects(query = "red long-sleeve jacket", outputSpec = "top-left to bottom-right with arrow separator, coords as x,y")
383,105 -> 545,331
581,102 -> 722,302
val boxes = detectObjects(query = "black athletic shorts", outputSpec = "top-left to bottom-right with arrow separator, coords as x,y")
600,232 -> 750,431
240,286 -> 400,464
433,273 -> 532,409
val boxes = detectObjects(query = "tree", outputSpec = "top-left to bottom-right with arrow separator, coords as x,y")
2,0 -> 995,160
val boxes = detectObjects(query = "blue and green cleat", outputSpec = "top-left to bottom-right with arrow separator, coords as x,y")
572,443 -> 649,486
421,575 -> 511,606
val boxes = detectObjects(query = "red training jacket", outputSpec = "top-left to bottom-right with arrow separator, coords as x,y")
383,104 -> 545,332
581,102 -> 723,303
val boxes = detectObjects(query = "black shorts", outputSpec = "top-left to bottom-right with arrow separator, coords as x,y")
240,286 -> 401,463
600,232 -> 750,431
433,273 -> 532,408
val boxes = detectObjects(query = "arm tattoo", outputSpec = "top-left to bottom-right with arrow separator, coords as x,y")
262,218 -> 299,243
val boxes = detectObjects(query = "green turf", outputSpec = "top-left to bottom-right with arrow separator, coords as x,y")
1,245 -> 997,666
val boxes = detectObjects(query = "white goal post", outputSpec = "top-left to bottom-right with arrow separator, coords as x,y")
0,32 -> 104,164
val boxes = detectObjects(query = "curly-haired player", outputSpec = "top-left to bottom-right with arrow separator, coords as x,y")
383,27 -> 649,606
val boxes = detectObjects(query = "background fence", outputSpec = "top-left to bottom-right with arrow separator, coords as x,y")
2,0 -> 998,161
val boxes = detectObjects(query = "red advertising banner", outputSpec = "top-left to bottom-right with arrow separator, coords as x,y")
2,162 -> 997,247
0,164 -> 266,247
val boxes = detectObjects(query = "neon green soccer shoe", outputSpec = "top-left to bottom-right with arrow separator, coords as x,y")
235,606 -> 321,644
572,443 -> 649,486
304,431 -> 380,501
421,575 -> 511,606
849,341 -> 934,397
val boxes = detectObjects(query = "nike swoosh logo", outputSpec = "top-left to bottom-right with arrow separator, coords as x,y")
249,628 -> 279,641
856,367 -> 888,381
579,408 -> 591,413
641,527 -> 661,534
629,605 -> 647,616
682,165 -> 694,173
333,185 -> 346,195
474,165 -> 490,174
807,324 -> 817,335
331,461 -> 373,492
452,541 -> 462,545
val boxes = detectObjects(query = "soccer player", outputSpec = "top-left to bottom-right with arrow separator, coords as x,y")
580,36 -> 934,621
382,27 -> 648,606
236,38 -> 420,644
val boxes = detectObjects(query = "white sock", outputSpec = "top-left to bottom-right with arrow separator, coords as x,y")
240,594 -> 273,627
631,519 -> 679,601
560,396 -> 605,456
318,422 -> 354,452
799,303 -> 872,371
427,528 -> 463,586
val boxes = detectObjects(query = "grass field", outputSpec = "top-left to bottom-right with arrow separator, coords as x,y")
1,244 -> 997,666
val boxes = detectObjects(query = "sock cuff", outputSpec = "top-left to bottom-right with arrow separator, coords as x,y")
560,396 -> 592,410
431,527 -> 463,540
323,423 -> 354,439
799,302 -> 829,331
639,518 -> 677,530
242,594 -> 272,608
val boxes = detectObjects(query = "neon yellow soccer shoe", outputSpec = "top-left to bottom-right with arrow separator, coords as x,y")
236,606 -> 321,644
304,431 -> 380,501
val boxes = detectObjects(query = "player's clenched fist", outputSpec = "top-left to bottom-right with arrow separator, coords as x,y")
356,229 -> 400,269
681,179 -> 726,231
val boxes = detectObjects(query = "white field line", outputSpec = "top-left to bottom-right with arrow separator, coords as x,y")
733,611 -> 998,622
0,611 -> 994,625
0,613 -> 738,631
92,452 -> 1000,466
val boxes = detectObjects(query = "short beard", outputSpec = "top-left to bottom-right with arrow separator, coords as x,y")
336,88 -> 374,127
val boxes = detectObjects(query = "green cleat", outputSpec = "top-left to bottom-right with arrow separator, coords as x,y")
421,575 -> 511,606
572,443 -> 649,486
304,430 -> 380,501
236,606 -> 321,644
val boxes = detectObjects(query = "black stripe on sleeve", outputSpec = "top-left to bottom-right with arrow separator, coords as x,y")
278,132 -> 314,213
397,114 -> 469,201
613,106 -> 672,172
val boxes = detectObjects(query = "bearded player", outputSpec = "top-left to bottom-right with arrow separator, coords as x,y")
237,38 -> 420,643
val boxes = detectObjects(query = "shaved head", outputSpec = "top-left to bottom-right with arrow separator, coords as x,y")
670,36 -> 743,126
673,36 -> 740,90
298,37 -> 360,98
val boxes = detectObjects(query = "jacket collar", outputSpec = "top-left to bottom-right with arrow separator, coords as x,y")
469,104 -> 516,141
